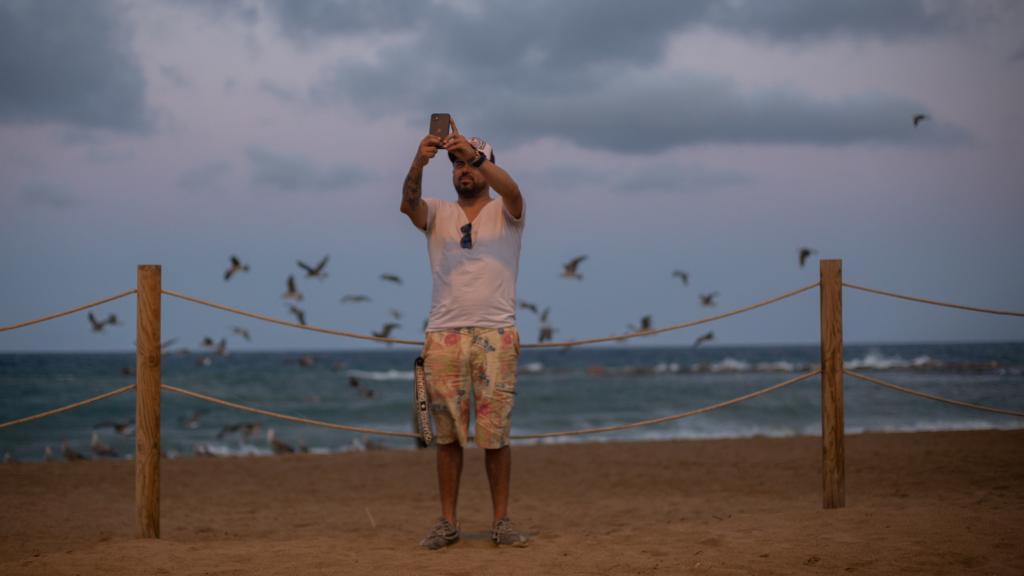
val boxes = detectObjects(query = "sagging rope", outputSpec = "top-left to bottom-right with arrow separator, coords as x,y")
0,289 -> 137,332
163,282 -> 820,349
845,369 -> 1024,418
0,385 -> 135,430
163,370 -> 819,441
844,283 -> 1024,317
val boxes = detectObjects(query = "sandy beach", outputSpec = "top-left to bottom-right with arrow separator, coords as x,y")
1,429 -> 1022,575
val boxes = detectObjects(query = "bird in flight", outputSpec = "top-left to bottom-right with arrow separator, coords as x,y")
288,305 -> 307,326
628,315 -> 653,333
298,255 -> 329,280
538,325 -> 556,343
518,300 -> 539,314
561,256 -> 587,280
912,114 -> 928,127
672,270 -> 689,285
799,247 -> 818,268
340,294 -> 371,304
693,331 -> 715,348
224,255 -> 250,281
380,273 -> 403,285
282,275 -> 304,301
699,292 -> 719,307
231,326 -> 251,341
373,322 -> 400,338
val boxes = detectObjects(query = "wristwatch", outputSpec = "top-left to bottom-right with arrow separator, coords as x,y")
470,151 -> 487,168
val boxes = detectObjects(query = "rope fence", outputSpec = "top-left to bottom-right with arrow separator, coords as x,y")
163,282 -> 820,349
844,282 -> 1024,317
0,289 -> 137,332
845,369 -> 1024,418
0,385 -> 135,430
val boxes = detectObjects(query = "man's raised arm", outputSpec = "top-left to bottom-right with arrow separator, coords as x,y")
401,135 -> 440,230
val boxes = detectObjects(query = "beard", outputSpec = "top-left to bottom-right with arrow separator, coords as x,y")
455,179 -> 488,200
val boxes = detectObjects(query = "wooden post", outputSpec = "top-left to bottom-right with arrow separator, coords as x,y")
820,259 -> 845,509
136,265 -> 161,537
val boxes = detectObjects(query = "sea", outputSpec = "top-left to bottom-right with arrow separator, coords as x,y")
2,342 -> 1023,462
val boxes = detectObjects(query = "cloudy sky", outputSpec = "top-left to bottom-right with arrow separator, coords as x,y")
1,0 -> 1022,352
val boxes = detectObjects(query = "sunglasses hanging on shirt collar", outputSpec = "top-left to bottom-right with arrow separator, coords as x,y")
460,223 -> 472,249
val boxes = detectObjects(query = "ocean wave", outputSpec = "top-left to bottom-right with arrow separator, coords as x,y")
347,369 -> 414,381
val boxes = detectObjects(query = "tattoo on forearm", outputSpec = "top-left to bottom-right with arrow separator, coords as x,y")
403,163 -> 423,210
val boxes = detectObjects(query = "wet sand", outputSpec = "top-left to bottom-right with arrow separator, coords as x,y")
1,429 -> 1022,575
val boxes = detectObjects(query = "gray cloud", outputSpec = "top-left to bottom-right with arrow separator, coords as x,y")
167,0 -> 260,24
177,161 -> 232,192
297,1 -> 969,153
0,0 -> 150,132
247,146 -> 368,192
521,162 -> 749,195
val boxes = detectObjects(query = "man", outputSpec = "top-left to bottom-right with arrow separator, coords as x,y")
401,125 -> 529,549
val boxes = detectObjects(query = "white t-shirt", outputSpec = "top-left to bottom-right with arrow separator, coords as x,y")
422,196 -> 525,330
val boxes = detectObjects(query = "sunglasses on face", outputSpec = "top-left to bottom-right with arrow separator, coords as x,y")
460,223 -> 472,249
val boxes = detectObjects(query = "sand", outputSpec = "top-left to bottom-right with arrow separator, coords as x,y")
1,429 -> 1022,575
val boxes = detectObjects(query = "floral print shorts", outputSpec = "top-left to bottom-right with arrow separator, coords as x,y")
422,326 -> 520,449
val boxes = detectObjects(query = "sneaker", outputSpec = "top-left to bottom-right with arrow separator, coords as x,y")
420,518 -> 460,550
491,517 -> 529,547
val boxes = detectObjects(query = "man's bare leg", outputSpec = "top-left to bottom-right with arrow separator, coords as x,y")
437,442 -> 463,523
484,445 -> 511,522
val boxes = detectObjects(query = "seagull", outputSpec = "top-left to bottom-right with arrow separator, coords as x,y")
94,419 -> 135,436
180,409 -> 208,430
267,428 -> 295,455
297,255 -> 329,280
538,325 -> 556,343
693,331 -> 715,348
215,338 -> 229,357
699,292 -> 719,307
103,313 -> 120,327
90,431 -> 118,458
62,441 -> 87,462
200,336 -> 216,349
561,255 -> 587,280
672,270 -> 689,285
380,273 -> 403,285
628,315 -> 653,333
231,326 -> 251,341
540,307 -> 551,324
340,294 -> 371,304
288,305 -> 307,326
87,312 -> 107,333
799,247 -> 818,268
389,308 -> 403,320
518,301 -> 539,314
912,113 -> 928,127
373,322 -> 400,338
282,275 -> 304,301
216,422 -> 261,441
224,255 -> 250,281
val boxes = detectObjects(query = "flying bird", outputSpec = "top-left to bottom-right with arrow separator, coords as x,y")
200,336 -> 216,349
561,255 -> 587,280
215,338 -> 228,357
693,331 -> 715,348
518,300 -> 539,314
340,294 -> 371,304
389,308 -> 403,320
217,422 -> 261,441
231,326 -> 251,341
282,275 -> 304,301
373,322 -> 400,338
672,270 -> 689,285
912,113 -> 928,127
288,305 -> 307,326
380,273 -> 403,285
799,247 -> 818,268
298,255 -> 329,280
88,312 -> 106,333
699,292 -> 719,307
540,307 -> 551,324
628,315 -> 653,333
538,325 -> 556,343
224,255 -> 250,281
94,419 -> 135,436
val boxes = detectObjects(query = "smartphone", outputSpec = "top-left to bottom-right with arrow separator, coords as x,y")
429,113 -> 451,143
